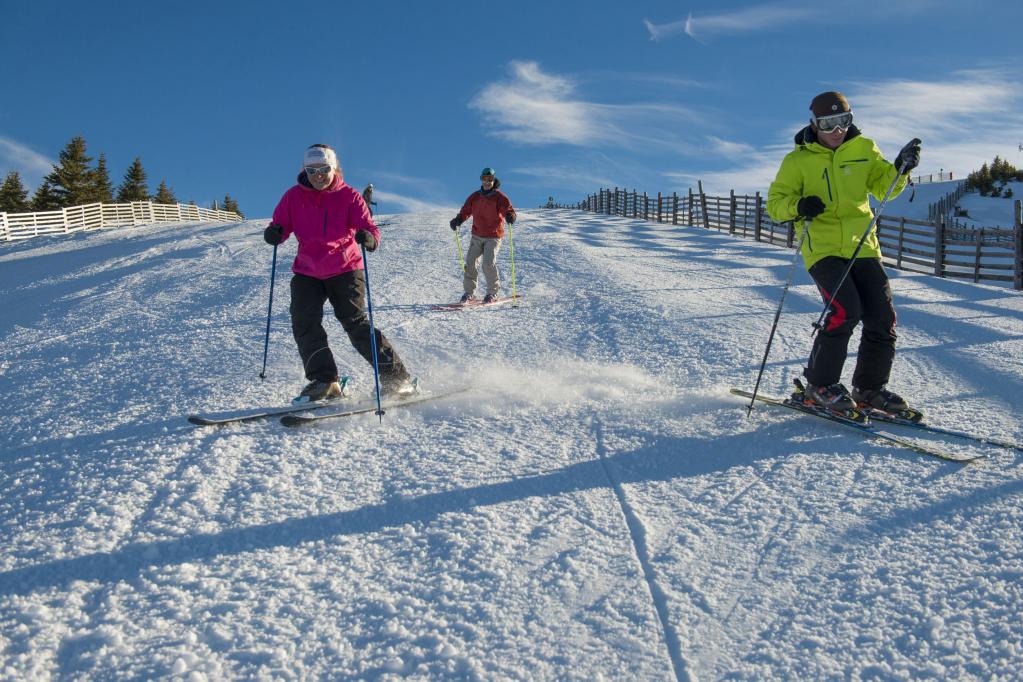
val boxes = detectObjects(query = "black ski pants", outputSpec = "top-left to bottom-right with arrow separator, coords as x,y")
804,256 -> 897,390
289,271 -> 409,386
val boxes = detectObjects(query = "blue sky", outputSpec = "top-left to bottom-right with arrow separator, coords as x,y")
2,1 -> 1021,219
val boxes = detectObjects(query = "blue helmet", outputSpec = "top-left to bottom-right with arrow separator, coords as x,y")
480,167 -> 496,178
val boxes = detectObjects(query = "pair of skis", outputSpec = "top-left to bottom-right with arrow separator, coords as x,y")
733,385 -> 1022,463
430,295 -> 520,312
188,387 -> 470,428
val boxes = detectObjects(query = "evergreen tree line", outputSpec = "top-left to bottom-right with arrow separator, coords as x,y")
964,155 -> 1021,199
0,136 -> 242,216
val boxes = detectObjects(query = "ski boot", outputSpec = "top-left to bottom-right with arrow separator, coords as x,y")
382,376 -> 420,399
791,379 -> 867,423
852,386 -> 924,423
292,376 -> 350,405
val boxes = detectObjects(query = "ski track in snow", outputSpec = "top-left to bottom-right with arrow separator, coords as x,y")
0,210 -> 1022,679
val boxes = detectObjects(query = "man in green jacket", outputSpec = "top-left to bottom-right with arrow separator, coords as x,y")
767,91 -> 921,414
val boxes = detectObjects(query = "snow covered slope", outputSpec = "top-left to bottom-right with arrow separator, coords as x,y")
881,179 -> 1022,228
1,211 -> 1022,679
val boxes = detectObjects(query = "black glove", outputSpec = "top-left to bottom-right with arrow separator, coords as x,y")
505,211 -> 516,224
449,217 -> 463,231
796,195 -> 826,219
354,230 -> 376,250
263,223 -> 284,245
893,138 -> 921,175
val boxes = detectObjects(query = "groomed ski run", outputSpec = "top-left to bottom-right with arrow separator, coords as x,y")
2,209 -> 1022,679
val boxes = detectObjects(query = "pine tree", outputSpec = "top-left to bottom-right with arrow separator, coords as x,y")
116,157 -> 151,203
30,180 -> 62,211
0,171 -> 30,213
89,153 -> 115,204
154,179 -> 177,205
222,194 -> 243,217
44,136 -> 95,207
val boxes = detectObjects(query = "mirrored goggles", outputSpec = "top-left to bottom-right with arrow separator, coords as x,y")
305,165 -> 333,176
813,111 -> 853,133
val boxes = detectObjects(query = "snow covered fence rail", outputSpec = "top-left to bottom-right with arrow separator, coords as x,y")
575,187 -> 1023,290
0,201 -> 242,242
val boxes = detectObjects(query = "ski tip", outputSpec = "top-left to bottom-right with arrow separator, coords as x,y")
187,415 -> 217,426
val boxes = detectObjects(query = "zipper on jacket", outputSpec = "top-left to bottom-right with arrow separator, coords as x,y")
822,168 -> 833,201
323,209 -> 328,238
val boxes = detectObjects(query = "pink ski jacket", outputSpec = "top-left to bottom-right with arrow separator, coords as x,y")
271,172 -> 380,280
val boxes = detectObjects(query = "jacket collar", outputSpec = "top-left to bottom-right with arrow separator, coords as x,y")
795,124 -> 862,149
479,177 -> 502,196
297,170 -> 345,191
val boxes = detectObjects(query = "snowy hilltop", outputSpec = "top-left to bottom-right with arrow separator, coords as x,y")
1,209 -> 1022,679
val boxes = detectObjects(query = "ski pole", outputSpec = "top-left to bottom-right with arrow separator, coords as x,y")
746,220 -> 810,417
507,218 -> 517,302
454,227 -> 465,273
811,147 -> 916,335
361,244 -> 385,421
258,243 -> 278,380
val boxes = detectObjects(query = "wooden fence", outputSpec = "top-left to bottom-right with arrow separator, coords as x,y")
911,170 -> 954,184
572,185 -> 1023,290
0,201 -> 243,242
927,181 -> 969,223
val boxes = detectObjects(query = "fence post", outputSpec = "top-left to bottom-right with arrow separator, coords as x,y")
61,207 -> 71,234
973,228 -> 984,283
934,218 -> 945,277
698,181 -> 710,230
642,192 -> 647,221
897,217 -> 906,269
1014,199 -> 1022,290
754,192 -> 763,242
672,192 -> 679,225
729,189 -> 737,234
687,188 -> 694,227
657,192 -> 662,223
0,211 -> 7,242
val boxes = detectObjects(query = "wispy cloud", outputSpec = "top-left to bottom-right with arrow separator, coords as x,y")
470,61 -> 700,153
645,4 -> 819,42
373,189 -> 451,214
511,163 -> 621,195
0,137 -> 53,186
849,70 -> 1023,150
642,16 -> 692,42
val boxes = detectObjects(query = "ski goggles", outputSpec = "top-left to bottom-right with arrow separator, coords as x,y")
305,165 -> 333,176
813,111 -> 853,133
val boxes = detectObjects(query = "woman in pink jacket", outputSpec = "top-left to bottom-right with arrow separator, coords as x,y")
263,144 -> 413,403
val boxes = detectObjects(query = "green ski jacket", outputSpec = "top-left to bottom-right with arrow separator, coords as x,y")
767,125 -> 907,270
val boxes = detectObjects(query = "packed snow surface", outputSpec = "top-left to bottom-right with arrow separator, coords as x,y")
1,208 -> 1022,679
